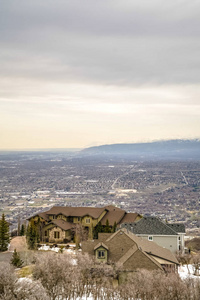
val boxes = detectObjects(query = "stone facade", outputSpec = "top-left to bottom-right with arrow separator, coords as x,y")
49,226 -> 66,243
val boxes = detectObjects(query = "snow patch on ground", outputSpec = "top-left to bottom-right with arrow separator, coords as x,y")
38,244 -> 76,253
18,277 -> 33,283
178,264 -> 200,280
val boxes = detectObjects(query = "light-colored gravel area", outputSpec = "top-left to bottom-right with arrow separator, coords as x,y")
9,236 -> 28,252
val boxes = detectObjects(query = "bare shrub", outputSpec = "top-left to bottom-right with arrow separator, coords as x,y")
33,252 -> 81,300
192,253 -> 200,276
0,262 -> 16,299
176,253 -> 192,274
77,252 -> 119,300
14,279 -> 49,300
118,269 -> 200,300
0,262 -> 49,300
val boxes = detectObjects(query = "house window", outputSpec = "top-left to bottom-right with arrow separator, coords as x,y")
85,218 -> 90,224
52,215 -> 56,219
77,217 -> 81,221
148,236 -> 153,241
98,250 -> 105,258
54,231 -> 60,239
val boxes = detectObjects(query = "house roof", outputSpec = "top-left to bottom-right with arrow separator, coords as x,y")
46,206 -> 107,219
122,217 -> 178,236
167,223 -> 185,233
119,212 -> 141,225
38,212 -> 49,221
106,229 -> 178,264
117,244 -> 138,265
27,212 -> 49,221
104,205 -> 125,212
28,206 -> 141,228
138,249 -> 164,270
94,242 -> 109,251
100,210 -> 125,226
82,228 -> 179,272
50,219 -> 74,231
98,233 -> 113,242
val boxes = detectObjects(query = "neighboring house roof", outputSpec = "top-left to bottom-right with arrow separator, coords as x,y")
119,212 -> 141,225
122,217 -> 178,235
27,212 -> 49,221
100,210 -> 125,226
50,219 -> 74,231
38,212 -> 49,221
82,229 -> 179,272
46,206 -> 107,219
104,205 -> 125,212
98,233 -> 113,242
117,243 -> 138,265
167,223 -> 185,233
106,229 -> 178,264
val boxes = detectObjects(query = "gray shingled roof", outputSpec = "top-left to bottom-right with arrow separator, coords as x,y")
167,223 -> 185,233
122,217 -> 178,235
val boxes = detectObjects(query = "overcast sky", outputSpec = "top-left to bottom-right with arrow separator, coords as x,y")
0,0 -> 200,149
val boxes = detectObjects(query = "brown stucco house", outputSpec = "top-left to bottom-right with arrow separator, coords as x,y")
82,228 -> 179,274
27,205 -> 141,243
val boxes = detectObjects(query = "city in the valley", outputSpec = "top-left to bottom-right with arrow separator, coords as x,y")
0,150 -> 199,236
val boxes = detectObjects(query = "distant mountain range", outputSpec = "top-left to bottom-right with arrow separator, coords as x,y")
81,139 -> 200,160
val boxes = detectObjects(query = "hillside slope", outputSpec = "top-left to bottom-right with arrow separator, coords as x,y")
81,140 -> 200,160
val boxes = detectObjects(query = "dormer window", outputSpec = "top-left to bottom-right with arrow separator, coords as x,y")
98,250 -> 105,258
86,218 -> 90,224
94,243 -> 108,262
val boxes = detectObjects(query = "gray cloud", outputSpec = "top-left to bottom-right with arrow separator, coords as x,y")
1,0 -> 200,148
0,0 -> 200,86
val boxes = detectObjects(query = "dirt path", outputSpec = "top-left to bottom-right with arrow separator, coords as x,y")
9,236 -> 28,252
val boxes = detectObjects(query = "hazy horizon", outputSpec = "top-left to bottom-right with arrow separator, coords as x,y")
1,1 -> 200,149
0,138 -> 199,152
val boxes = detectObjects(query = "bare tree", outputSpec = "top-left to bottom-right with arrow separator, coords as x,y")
192,253 -> 200,276
72,223 -> 88,248
33,252 -> 81,300
0,262 -> 49,300
177,252 -> 192,274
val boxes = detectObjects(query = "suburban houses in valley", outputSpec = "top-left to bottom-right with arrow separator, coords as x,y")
82,228 -> 179,276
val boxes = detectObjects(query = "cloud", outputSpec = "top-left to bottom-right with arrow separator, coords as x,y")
0,0 -> 200,86
0,0 -> 200,148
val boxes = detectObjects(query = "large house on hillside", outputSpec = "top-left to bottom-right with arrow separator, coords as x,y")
82,228 -> 179,275
120,217 -> 185,254
27,205 -> 142,243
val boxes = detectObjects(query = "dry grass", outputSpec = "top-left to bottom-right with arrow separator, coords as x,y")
186,237 -> 200,252
17,265 -> 34,278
